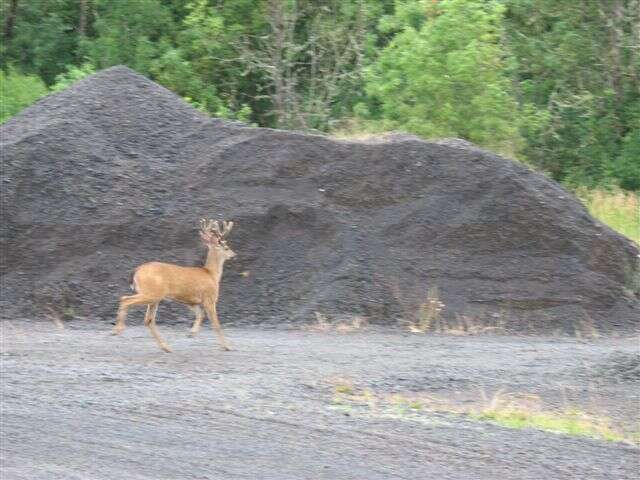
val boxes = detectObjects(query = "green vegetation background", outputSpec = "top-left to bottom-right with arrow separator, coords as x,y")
1,0 -> 638,194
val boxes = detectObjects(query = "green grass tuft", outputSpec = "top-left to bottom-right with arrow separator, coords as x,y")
334,384 -> 354,395
472,408 -> 632,443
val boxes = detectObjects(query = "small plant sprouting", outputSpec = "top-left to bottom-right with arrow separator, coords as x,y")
307,312 -> 368,333
312,311 -> 331,332
335,384 -> 355,395
409,286 -> 445,333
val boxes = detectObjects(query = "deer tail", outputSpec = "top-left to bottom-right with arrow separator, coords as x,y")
128,269 -> 137,291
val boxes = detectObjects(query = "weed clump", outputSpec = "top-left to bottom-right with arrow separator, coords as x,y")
577,188 -> 639,244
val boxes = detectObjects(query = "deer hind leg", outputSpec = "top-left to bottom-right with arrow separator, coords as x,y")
113,298 -> 130,335
145,302 -> 171,353
188,305 -> 205,337
113,293 -> 159,335
113,305 -> 127,335
203,300 -> 230,351
114,293 -> 151,335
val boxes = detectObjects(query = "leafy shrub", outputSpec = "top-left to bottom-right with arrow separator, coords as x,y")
0,67 -> 48,123
51,64 -> 96,92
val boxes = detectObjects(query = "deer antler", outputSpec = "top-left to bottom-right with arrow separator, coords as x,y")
200,218 -> 219,244
210,221 -> 222,237
210,220 -> 233,237
200,219 -> 233,244
221,221 -> 234,237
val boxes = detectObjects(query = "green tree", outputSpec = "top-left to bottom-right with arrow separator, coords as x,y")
505,0 -> 640,189
616,120 -> 640,191
361,0 -> 521,151
80,0 -> 176,76
1,0 -> 81,84
151,0 -> 247,118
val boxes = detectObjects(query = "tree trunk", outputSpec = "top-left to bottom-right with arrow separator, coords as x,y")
78,0 -> 89,37
610,0 -> 624,99
3,0 -> 19,44
605,0 -> 625,134
267,0 -> 287,128
629,0 -> 640,89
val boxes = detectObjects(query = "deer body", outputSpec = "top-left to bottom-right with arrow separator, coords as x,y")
131,263 -> 221,305
113,220 -> 235,353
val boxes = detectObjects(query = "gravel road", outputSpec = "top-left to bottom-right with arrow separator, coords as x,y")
2,320 -> 638,479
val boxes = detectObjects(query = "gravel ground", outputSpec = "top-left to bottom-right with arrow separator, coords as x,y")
1,320 -> 639,479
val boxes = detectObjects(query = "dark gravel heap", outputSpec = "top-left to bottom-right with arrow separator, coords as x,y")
1,66 -> 638,331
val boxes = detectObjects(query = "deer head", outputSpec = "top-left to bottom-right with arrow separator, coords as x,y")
200,219 -> 236,260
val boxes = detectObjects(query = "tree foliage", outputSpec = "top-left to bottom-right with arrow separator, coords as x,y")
361,0 -> 520,151
80,0 -> 176,75
505,0 -> 640,189
50,63 -> 96,92
1,0 -> 638,190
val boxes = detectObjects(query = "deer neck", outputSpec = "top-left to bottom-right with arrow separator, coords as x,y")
204,249 -> 226,284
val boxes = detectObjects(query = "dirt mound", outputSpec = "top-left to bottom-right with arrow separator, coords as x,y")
1,66 -> 638,331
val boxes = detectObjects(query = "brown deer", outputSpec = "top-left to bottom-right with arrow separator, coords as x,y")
113,219 -> 236,353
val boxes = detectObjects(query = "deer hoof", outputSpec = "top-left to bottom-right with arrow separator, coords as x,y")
161,344 -> 173,353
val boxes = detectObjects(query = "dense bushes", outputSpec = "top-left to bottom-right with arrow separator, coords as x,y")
1,0 -> 638,190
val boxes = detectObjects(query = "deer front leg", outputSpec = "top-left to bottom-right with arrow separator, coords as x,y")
145,302 -> 172,353
203,300 -> 230,351
188,305 -> 205,337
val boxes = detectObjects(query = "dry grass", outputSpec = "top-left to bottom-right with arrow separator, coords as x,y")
327,377 -> 378,412
576,188 -> 639,244
331,131 -> 389,142
406,288 -> 502,335
328,118 -> 383,141
408,286 -> 445,333
305,312 -> 369,333
335,316 -> 368,333
409,313 -> 505,336
307,311 -> 331,332
44,306 -> 66,329
573,314 -> 601,340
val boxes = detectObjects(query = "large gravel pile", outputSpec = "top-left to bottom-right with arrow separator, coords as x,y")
1,66 -> 638,331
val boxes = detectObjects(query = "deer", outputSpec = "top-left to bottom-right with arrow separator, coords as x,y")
113,219 -> 236,353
